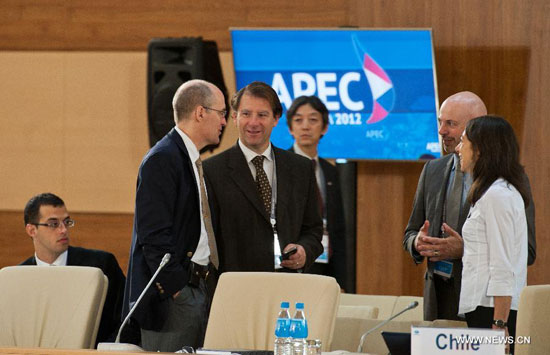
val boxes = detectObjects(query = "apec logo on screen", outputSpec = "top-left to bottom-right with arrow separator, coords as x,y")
231,29 -> 441,160
272,36 -> 394,125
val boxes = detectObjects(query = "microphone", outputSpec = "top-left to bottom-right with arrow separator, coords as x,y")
97,253 -> 171,352
356,301 -> 418,352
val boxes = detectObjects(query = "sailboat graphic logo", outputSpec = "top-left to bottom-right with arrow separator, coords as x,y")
352,35 -> 395,124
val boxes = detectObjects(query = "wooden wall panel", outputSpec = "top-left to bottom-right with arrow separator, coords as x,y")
356,162 -> 426,296
0,52 -> 149,213
0,53 -> 66,208
0,211 -> 35,270
0,1 -> 354,51
516,0 -> 550,287
0,51 -> 238,212
0,211 -> 133,274
354,0 -> 550,295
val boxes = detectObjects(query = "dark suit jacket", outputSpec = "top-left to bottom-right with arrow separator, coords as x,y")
403,154 -> 537,321
123,128 -> 201,330
20,246 -> 125,346
203,143 -> 323,272
288,148 -> 347,288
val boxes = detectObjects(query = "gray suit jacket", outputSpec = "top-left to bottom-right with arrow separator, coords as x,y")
404,154 -> 536,320
203,143 -> 323,272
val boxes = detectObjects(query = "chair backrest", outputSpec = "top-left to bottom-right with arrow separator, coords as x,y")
515,284 -> 550,355
330,317 -> 432,353
392,296 -> 423,321
339,293 -> 398,319
203,272 -> 340,351
337,305 -> 379,320
431,319 -> 467,328
0,265 -> 108,349
339,294 -> 424,321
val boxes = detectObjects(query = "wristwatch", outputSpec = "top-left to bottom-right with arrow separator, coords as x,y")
492,319 -> 507,328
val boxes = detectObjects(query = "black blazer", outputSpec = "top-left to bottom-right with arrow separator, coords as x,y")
288,148 -> 347,288
20,246 -> 125,346
203,143 -> 323,272
123,128 -> 201,330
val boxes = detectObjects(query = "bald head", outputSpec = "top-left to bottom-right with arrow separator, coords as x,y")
438,91 -> 487,153
171,79 -> 227,151
172,79 -> 219,123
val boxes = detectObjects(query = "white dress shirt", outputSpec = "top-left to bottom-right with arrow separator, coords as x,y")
459,178 -> 527,314
175,126 -> 210,266
292,143 -> 326,206
238,140 -> 275,187
35,250 -> 68,266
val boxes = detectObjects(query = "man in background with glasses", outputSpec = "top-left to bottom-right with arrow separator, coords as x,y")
20,192 -> 126,346
286,96 -> 347,291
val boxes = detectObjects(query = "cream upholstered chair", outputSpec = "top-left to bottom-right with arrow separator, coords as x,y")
515,284 -> 550,355
0,265 -> 108,349
203,272 -> 340,351
337,305 -> 379,319
431,319 -> 467,328
332,296 -> 445,353
392,296 -> 423,321
331,317 -> 432,353
339,294 -> 423,321
339,293 -> 398,319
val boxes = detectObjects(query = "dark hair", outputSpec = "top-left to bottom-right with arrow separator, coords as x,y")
24,193 -> 65,225
230,81 -> 282,118
286,96 -> 329,130
465,115 -> 529,207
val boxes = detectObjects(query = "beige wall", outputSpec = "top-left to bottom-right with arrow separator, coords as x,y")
0,51 -> 238,213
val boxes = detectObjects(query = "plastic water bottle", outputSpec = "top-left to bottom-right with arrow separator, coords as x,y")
289,302 -> 308,355
274,301 -> 291,355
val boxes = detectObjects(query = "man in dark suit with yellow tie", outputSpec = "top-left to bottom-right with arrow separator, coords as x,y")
204,81 -> 323,273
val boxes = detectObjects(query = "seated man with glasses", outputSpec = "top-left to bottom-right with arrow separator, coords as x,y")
19,192 -> 129,347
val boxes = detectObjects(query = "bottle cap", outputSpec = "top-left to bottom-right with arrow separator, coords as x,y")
296,302 -> 304,309
281,301 -> 290,308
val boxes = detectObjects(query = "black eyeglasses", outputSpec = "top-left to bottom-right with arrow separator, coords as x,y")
203,106 -> 227,118
32,219 -> 76,229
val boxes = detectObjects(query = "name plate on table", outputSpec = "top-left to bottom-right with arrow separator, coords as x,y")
411,327 -> 505,354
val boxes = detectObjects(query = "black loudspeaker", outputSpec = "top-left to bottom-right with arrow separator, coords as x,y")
147,37 -> 228,148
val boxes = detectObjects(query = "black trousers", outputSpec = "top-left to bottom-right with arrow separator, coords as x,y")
305,262 -> 329,276
465,305 -> 517,353
433,274 -> 462,321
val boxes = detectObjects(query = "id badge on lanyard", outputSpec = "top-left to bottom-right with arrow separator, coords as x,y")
273,217 -> 283,269
314,218 -> 329,264
434,224 -> 453,279
269,154 -> 282,269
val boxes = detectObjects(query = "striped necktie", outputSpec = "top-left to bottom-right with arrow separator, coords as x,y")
195,158 -> 219,269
